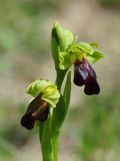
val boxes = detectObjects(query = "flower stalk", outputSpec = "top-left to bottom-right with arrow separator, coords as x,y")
20,22 -> 103,161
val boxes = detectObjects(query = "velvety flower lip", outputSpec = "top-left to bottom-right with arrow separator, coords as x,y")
21,111 -> 36,130
21,95 -> 49,130
73,58 -> 100,95
74,59 -> 88,86
84,75 -> 100,95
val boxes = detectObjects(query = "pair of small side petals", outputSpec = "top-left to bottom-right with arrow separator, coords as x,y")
74,58 -> 100,95
21,95 -> 49,130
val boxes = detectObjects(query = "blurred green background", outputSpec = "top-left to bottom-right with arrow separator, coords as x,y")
0,0 -> 120,161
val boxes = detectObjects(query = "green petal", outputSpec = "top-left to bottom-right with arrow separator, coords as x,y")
51,31 -> 60,70
42,90 -> 60,108
87,50 -> 104,64
63,30 -> 74,50
51,22 -> 74,52
77,42 -> 94,55
27,79 -> 53,97
27,79 -> 60,108
51,22 -> 75,71
42,85 -> 57,95
59,52 -> 73,70
51,22 -> 66,52
90,42 -> 98,48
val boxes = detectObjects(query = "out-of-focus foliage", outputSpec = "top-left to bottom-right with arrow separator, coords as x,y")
0,0 -> 61,54
99,0 -> 120,8
0,0 -> 62,75
69,90 -> 120,161
0,137 -> 18,161
0,102 -> 37,161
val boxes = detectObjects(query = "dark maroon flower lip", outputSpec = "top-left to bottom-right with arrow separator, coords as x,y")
84,76 -> 100,95
20,95 -> 49,130
74,59 -> 88,86
73,58 -> 100,95
21,112 -> 35,130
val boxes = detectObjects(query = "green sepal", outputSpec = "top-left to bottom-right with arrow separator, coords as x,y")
59,41 -> 104,69
59,52 -> 72,70
27,79 -> 52,97
42,90 -> 60,108
51,22 -> 66,52
77,42 -> 94,55
63,29 -> 74,50
27,79 -> 60,108
59,42 -> 95,70
52,22 -> 74,51
51,22 -> 74,71
90,42 -> 98,48
51,33 -> 60,70
87,50 -> 104,64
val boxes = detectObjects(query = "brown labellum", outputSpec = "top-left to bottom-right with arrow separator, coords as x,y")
73,58 -> 100,95
20,95 -> 49,130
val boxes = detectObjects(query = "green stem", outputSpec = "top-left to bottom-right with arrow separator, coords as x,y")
51,70 -> 67,161
39,116 -> 54,161
52,134 -> 59,161
55,69 -> 68,91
